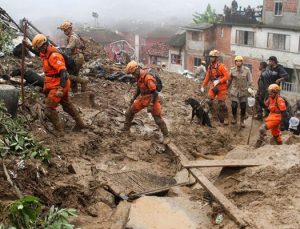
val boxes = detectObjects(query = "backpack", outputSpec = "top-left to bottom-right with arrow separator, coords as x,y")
147,69 -> 163,92
48,51 -> 79,76
275,96 -> 293,131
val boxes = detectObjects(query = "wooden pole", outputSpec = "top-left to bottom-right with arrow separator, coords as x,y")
20,19 -> 27,109
247,107 -> 255,145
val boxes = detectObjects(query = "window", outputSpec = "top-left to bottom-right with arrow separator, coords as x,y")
192,31 -> 199,41
268,33 -> 290,51
194,57 -> 201,66
236,30 -> 254,46
171,54 -> 181,65
274,1 -> 283,16
192,31 -> 202,41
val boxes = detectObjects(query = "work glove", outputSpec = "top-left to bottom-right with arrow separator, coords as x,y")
22,39 -> 31,48
213,80 -> 220,87
248,88 -> 255,96
147,103 -> 154,113
55,88 -> 64,98
200,87 -> 205,93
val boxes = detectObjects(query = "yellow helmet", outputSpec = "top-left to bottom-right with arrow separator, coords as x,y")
125,60 -> 138,74
268,84 -> 281,93
209,49 -> 219,57
32,34 -> 47,49
235,55 -> 243,62
59,21 -> 72,31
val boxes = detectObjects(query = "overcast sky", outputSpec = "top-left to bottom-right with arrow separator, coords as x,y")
1,0 -> 263,25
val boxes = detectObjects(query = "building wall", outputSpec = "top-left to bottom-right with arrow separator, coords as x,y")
263,0 -> 299,26
186,29 -> 215,72
230,26 -> 300,69
168,48 -> 185,73
215,25 -> 232,54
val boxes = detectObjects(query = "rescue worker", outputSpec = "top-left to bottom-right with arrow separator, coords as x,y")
255,62 -> 272,120
200,50 -> 230,125
255,84 -> 289,148
228,56 -> 254,127
268,56 -> 289,85
24,34 -> 86,135
195,61 -> 207,81
122,61 -> 170,144
58,21 -> 88,93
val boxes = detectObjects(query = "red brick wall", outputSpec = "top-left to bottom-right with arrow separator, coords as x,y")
215,26 -> 231,54
265,0 -> 298,13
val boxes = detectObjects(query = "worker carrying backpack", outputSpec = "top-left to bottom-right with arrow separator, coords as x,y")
147,69 -> 163,92
48,51 -> 79,76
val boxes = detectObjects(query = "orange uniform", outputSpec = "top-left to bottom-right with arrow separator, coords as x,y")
39,45 -> 71,109
131,70 -> 161,116
202,62 -> 229,101
264,96 -> 286,142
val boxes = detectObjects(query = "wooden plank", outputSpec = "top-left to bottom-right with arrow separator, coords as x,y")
167,143 -> 248,228
183,159 -> 262,168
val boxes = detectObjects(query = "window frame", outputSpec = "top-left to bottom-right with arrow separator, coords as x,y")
194,57 -> 201,67
267,33 -> 290,51
274,1 -> 283,16
235,30 -> 255,46
171,54 -> 182,65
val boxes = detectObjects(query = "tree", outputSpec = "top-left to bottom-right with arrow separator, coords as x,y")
193,4 -> 217,24
0,22 -> 13,54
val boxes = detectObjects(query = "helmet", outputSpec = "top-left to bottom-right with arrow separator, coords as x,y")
268,84 -> 281,93
59,21 -> 72,31
235,55 -> 243,62
201,60 -> 206,64
125,60 -> 138,74
32,34 -> 47,49
209,49 -> 219,57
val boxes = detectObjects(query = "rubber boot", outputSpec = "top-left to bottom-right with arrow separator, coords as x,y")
122,109 -> 135,132
231,114 -> 237,124
218,101 -> 229,125
45,108 -> 64,137
80,78 -> 88,92
69,75 -> 79,93
61,101 -> 86,131
255,125 -> 267,148
154,116 -> 171,145
240,115 -> 246,128
274,135 -> 283,145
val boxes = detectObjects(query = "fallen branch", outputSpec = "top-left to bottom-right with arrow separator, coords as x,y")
2,160 -> 23,199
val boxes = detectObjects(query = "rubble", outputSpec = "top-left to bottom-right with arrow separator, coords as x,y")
0,20 -> 300,229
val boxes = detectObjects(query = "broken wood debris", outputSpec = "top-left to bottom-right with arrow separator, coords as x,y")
183,159 -> 262,168
127,181 -> 195,200
167,143 -> 249,228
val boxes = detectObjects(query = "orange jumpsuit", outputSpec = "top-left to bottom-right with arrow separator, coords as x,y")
131,70 -> 161,116
202,62 -> 229,101
39,45 -> 71,109
264,96 -> 286,142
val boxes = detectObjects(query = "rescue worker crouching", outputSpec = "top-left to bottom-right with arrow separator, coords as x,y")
255,84 -> 288,148
58,21 -> 88,93
228,55 -> 254,128
24,34 -> 87,136
122,61 -> 170,145
200,50 -> 230,125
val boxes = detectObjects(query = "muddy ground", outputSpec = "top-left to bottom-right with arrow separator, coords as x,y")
1,61 -> 300,228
